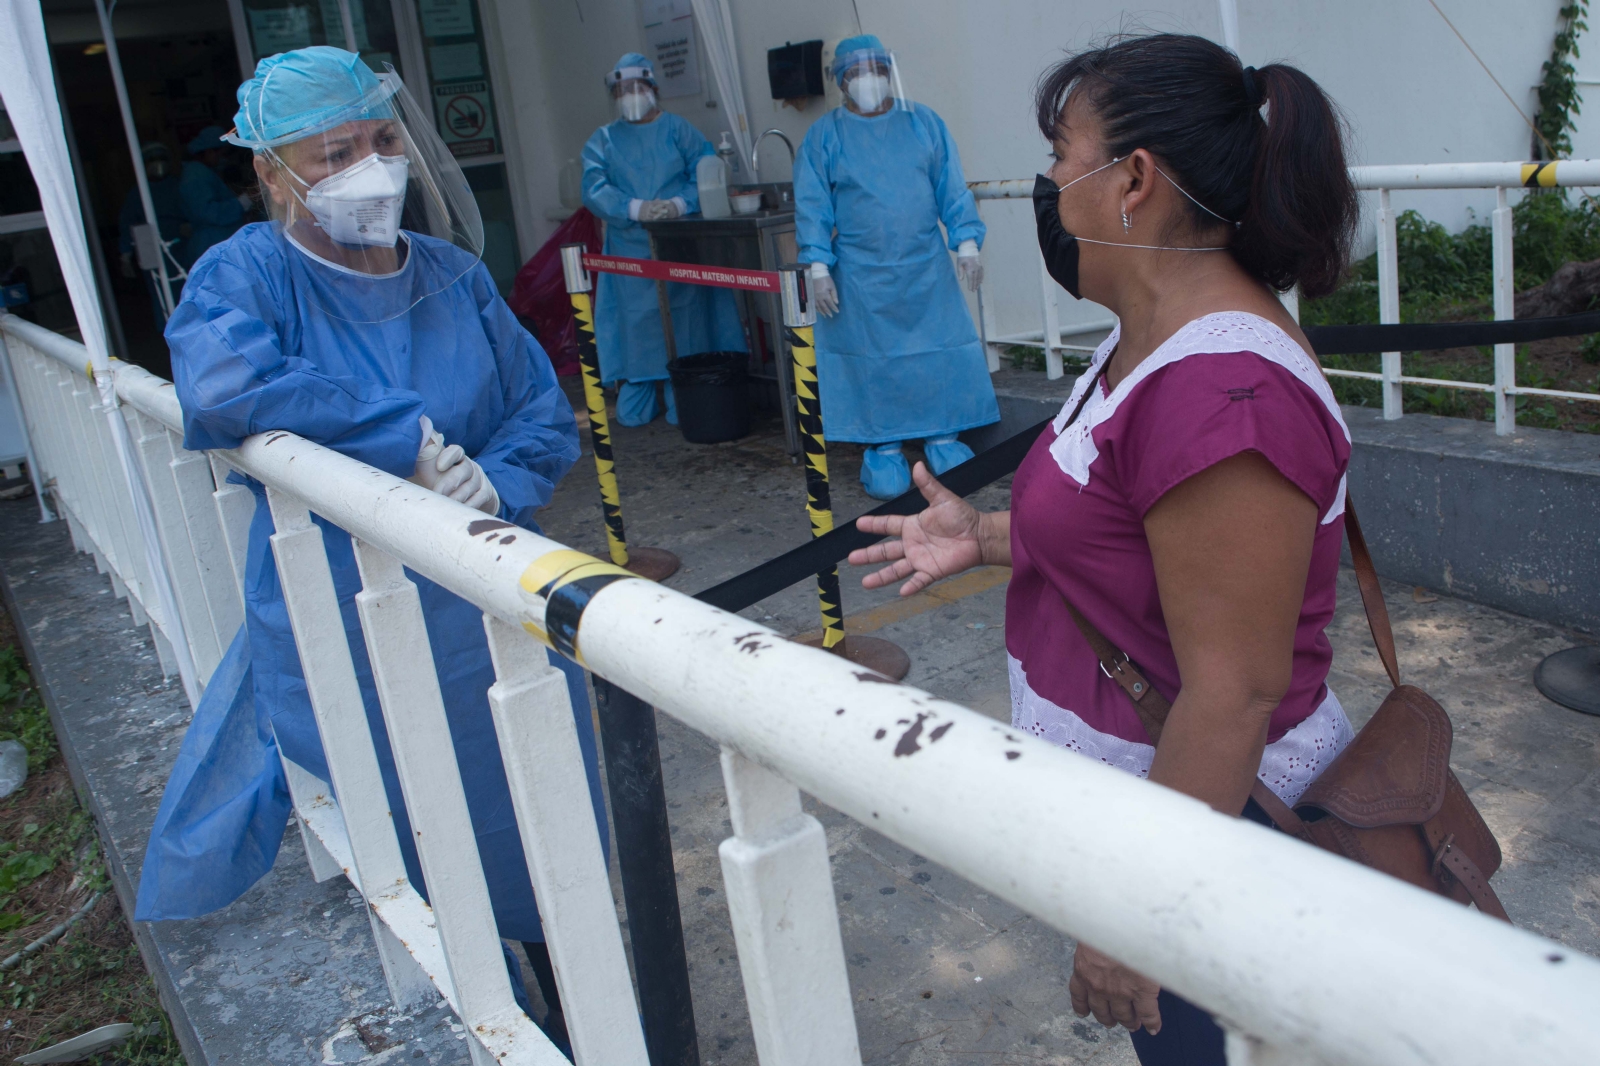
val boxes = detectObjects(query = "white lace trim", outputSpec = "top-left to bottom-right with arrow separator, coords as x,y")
1008,654 -> 1355,805
1047,312 -> 1351,524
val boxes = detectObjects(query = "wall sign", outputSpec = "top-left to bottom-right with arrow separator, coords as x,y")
433,81 -> 496,157
642,16 -> 700,99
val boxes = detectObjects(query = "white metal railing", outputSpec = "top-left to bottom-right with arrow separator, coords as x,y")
971,159 -> 1600,436
4,310 -> 1600,1065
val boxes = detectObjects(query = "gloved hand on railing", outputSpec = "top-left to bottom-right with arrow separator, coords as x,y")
410,415 -> 448,489
957,239 -> 983,291
410,416 -> 500,513
431,444 -> 500,514
808,262 -> 840,317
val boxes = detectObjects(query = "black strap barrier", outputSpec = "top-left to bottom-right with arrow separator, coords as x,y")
695,310 -> 1600,614
1303,309 -> 1600,354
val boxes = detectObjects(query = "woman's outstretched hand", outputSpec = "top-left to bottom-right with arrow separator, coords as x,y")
849,462 -> 987,596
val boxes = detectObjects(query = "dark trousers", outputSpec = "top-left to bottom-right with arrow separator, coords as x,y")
1126,796 -> 1274,1066
1129,989 -> 1226,1066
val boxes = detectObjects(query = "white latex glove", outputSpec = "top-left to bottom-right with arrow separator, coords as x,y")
410,415 -> 448,489
640,198 -> 681,221
432,445 -> 500,514
957,239 -> 983,291
808,262 -> 839,317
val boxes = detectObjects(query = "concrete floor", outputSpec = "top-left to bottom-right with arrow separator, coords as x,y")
537,374 -> 1600,1066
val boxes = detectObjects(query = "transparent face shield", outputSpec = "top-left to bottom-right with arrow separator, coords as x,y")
243,71 -> 484,324
610,76 -> 658,123
836,51 -> 910,115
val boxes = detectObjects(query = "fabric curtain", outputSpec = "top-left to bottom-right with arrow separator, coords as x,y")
688,0 -> 753,178
0,0 -> 113,375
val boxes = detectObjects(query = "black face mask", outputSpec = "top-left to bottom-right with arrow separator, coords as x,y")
1033,173 -> 1080,299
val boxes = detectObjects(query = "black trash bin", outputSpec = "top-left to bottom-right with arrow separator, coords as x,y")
668,351 -> 750,444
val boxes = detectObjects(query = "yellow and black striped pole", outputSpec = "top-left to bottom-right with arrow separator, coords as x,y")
780,268 -> 846,652
560,244 -> 679,582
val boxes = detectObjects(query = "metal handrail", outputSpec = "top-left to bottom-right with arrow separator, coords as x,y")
967,160 -> 1600,432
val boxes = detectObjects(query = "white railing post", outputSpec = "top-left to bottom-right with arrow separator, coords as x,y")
1224,1028 -> 1329,1066
717,747 -> 862,1066
349,539 -> 558,1065
0,327 -> 54,522
481,616 -> 650,1066
265,490 -> 440,1014
1038,253 -> 1064,380
210,454 -> 254,593
168,442 -> 244,657
1492,185 -> 1516,435
123,406 -> 223,683
1376,188 -> 1403,419
1278,284 -> 1300,323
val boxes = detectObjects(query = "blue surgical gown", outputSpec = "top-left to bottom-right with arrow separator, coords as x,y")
146,222 -> 607,942
793,104 -> 999,443
581,113 -> 746,384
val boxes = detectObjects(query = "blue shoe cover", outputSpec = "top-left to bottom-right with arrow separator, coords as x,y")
616,380 -> 661,426
924,434 -> 974,476
861,443 -> 911,500
664,381 -> 678,426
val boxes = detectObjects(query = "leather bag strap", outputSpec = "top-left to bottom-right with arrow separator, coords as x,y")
1343,501 -> 1401,689
1420,816 -> 1510,921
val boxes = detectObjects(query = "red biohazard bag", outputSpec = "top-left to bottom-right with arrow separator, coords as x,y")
508,207 -> 602,377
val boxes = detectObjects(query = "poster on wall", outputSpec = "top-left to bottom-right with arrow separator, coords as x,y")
247,5 -> 313,58
641,12 -> 699,99
418,0 -> 474,38
434,80 -> 496,157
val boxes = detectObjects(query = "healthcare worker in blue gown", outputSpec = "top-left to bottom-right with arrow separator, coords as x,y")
581,52 -> 746,426
176,126 -> 249,268
794,36 -> 998,499
137,48 -> 600,1052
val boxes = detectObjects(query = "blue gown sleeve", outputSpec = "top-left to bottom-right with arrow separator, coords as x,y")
166,253 -> 425,476
581,128 -> 635,226
468,267 -> 582,526
673,118 -> 714,215
925,108 -> 986,250
793,121 -> 837,267
179,163 -> 245,230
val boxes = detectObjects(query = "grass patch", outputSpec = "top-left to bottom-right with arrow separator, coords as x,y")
0,605 -> 182,1064
1302,191 -> 1600,433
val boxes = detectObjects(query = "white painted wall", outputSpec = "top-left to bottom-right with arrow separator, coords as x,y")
483,0 -> 1573,342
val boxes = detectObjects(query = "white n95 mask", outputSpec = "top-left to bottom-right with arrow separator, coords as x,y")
303,153 -> 410,247
618,89 -> 656,122
847,73 -> 891,112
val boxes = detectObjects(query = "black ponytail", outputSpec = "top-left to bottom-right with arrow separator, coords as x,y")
1034,34 -> 1358,298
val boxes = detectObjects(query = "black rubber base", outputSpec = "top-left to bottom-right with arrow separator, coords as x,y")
1534,645 -> 1600,716
624,546 -> 681,582
793,633 -> 911,681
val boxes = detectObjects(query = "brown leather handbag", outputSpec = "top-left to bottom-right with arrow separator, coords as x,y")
1059,502 -> 1509,920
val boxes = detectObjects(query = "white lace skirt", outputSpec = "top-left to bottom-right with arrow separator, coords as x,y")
1008,654 -> 1355,805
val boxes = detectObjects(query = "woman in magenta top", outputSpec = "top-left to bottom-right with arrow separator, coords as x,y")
850,34 -> 1359,1066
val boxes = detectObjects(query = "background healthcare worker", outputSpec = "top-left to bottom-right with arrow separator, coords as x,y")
581,52 -> 746,426
176,125 -> 249,268
794,35 -> 999,499
143,47 -> 603,1052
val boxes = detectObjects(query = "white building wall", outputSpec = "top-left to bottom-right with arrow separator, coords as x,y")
483,0 -> 1572,343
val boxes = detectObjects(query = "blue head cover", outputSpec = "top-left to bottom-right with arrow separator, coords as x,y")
606,51 -> 655,89
229,46 -> 396,150
186,125 -> 227,154
832,34 -> 889,81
